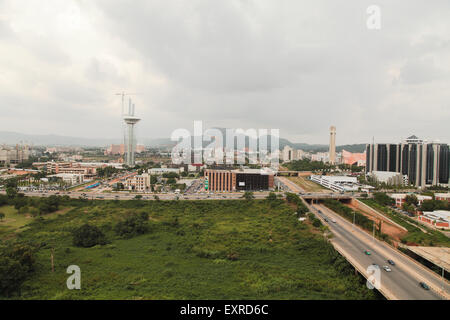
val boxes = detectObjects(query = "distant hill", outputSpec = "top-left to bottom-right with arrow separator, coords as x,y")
0,130 -> 366,153
0,131 -> 173,148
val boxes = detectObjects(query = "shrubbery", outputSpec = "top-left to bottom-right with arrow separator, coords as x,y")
38,195 -> 61,214
420,199 -> 450,212
162,172 -> 180,179
285,193 -> 309,216
0,243 -> 36,297
373,192 -> 395,206
72,224 -> 107,247
286,159 -> 333,171
323,199 -> 374,230
114,212 -> 149,239
308,212 -> 322,228
0,192 -> 66,216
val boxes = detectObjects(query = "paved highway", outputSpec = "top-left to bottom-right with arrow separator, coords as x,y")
311,203 -> 449,300
0,190 -> 274,201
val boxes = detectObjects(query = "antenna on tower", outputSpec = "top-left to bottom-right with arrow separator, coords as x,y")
115,92 -> 141,149
115,92 -> 140,115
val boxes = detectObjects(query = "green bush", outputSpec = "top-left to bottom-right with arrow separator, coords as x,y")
72,224 -> 107,248
114,214 -> 149,239
38,195 -> 61,215
0,243 -> 36,297
323,199 -> 374,232
373,192 -> 395,206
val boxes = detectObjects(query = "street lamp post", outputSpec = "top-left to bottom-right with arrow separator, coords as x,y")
372,222 -> 375,243
353,211 -> 355,231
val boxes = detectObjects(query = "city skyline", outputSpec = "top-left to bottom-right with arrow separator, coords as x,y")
1,1 -> 450,144
1,0 -> 449,306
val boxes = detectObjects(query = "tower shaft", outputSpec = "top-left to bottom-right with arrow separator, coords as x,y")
126,123 -> 135,166
329,126 -> 336,164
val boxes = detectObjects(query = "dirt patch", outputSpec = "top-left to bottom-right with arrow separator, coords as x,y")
345,202 -> 407,242
285,176 -> 328,193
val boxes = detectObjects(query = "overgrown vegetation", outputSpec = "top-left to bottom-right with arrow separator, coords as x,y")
285,159 -> 333,172
114,212 -> 149,239
72,224 -> 108,248
0,197 -> 381,300
284,193 -> 309,217
0,243 -> 37,297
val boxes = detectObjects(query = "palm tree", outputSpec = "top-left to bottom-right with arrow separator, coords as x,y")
242,191 -> 255,201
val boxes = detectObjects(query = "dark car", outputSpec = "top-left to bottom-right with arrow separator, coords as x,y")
387,259 -> 395,266
419,282 -> 430,290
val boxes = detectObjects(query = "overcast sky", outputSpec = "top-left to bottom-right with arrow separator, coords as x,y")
0,0 -> 449,145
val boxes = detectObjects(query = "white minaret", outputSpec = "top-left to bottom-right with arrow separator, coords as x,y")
123,99 -> 141,166
329,126 -> 336,164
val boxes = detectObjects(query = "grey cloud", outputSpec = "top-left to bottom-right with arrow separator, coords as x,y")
400,58 -> 447,84
0,0 -> 449,145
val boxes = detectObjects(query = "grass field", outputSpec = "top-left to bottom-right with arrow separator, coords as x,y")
1,199 -> 381,300
0,206 -> 32,237
287,176 -> 327,193
0,205 -> 73,239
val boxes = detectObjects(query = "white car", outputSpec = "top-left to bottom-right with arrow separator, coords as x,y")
331,218 -> 337,223
383,266 -> 392,272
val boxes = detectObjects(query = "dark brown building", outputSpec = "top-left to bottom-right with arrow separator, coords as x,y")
204,169 -> 274,192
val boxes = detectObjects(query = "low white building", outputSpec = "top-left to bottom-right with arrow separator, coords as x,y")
51,173 -> 84,185
125,173 -> 150,192
419,210 -> 450,229
389,193 -> 432,208
310,175 -> 359,192
148,168 -> 180,175
188,164 -> 205,172
435,193 -> 450,202
369,171 -> 407,186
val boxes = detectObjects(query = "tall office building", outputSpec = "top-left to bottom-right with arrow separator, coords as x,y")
329,126 -> 336,164
366,135 -> 450,188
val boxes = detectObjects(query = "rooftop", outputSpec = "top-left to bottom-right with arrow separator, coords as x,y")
422,210 -> 450,221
